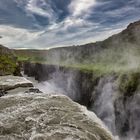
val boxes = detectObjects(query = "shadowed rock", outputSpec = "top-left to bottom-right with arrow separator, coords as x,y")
0,90 -> 8,97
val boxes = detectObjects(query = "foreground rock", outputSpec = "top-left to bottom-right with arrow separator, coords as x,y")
0,76 -> 33,90
0,91 -> 114,140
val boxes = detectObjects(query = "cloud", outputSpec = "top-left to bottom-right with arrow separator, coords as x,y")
69,0 -> 96,17
26,0 -> 56,22
0,0 -> 140,49
0,25 -> 42,48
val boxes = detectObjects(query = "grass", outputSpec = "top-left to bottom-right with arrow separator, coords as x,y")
118,72 -> 140,97
17,55 -> 47,63
17,53 -> 140,75
0,55 -> 17,75
15,45 -> 140,76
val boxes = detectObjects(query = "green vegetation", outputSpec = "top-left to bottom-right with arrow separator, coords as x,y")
119,72 -> 140,97
17,55 -> 47,63
14,49 -> 48,63
16,50 -> 140,75
0,55 -> 17,75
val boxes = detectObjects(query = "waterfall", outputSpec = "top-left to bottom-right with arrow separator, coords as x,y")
23,66 -> 140,140
90,76 -> 140,140
90,76 -> 117,134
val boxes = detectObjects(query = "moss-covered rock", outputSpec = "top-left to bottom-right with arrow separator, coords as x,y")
118,72 -> 140,97
0,45 -> 18,76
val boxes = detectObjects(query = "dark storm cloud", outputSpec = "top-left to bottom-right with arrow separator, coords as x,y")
0,0 -> 39,29
0,0 -> 139,48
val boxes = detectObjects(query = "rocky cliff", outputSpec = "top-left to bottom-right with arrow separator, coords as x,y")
23,62 -> 98,107
0,76 -> 114,140
22,62 -> 140,140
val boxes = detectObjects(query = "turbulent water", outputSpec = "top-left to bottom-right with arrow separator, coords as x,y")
28,74 -> 140,140
88,76 -> 140,140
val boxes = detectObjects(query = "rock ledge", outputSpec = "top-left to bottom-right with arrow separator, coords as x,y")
0,75 -> 33,90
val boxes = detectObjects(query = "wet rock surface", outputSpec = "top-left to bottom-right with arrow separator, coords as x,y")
0,92 -> 114,140
0,75 -> 33,90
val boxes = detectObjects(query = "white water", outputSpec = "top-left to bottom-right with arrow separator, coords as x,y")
91,76 -> 117,134
24,73 -> 140,140
90,76 -> 140,140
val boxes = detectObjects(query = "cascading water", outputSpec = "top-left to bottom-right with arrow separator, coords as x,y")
23,66 -> 140,140
89,76 -> 140,140
35,74 -> 140,140
90,76 -> 117,135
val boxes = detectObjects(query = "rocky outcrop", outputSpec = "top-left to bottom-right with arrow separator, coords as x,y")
25,88 -> 43,93
0,75 -> 33,90
0,89 -> 114,140
0,90 -> 8,97
0,75 -> 114,139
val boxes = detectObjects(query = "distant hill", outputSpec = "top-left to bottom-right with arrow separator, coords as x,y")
44,20 -> 140,72
0,45 -> 17,76
14,20 -> 140,73
14,49 -> 48,62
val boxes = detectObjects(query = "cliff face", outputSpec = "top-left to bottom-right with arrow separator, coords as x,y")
23,62 -> 140,139
0,45 -> 19,76
23,62 -> 97,107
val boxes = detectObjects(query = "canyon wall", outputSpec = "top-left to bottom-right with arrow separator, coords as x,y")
23,62 -> 140,140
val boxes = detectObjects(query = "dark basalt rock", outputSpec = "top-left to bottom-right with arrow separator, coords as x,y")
23,62 -> 36,77
22,62 -> 99,107
0,90 -> 8,97
25,88 -> 43,93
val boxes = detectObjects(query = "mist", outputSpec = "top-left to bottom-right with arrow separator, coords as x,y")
21,20 -> 140,140
30,43 -> 140,140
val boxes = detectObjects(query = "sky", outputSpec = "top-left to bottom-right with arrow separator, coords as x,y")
0,0 -> 140,49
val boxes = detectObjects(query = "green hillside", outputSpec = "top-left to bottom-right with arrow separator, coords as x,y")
14,20 -> 140,74
45,20 -> 140,73
0,45 -> 17,76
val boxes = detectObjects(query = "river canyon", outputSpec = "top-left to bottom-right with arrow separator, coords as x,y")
1,20 -> 140,140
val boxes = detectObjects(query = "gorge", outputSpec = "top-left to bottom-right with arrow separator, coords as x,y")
0,20 -> 140,140
22,61 -> 140,140
19,20 -> 140,140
